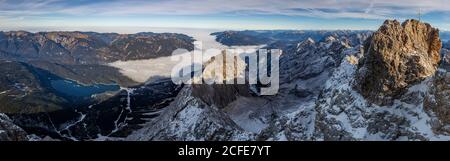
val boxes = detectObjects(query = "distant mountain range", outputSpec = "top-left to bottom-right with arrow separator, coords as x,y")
213,30 -> 450,48
212,30 -> 373,46
0,31 -> 194,64
0,31 -> 196,87
444,40 -> 450,49
440,31 -> 450,42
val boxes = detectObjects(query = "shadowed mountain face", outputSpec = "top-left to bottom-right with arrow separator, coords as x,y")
0,60 -> 69,114
440,32 -> 450,42
28,60 -> 139,87
6,78 -> 182,141
0,31 -> 194,64
443,41 -> 450,69
0,59 -> 182,140
444,40 -> 450,50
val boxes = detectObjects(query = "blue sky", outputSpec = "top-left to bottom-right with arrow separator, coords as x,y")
0,0 -> 449,31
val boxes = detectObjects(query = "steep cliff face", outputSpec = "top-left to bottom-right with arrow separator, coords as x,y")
191,52 -> 251,109
356,19 -> 442,105
126,52 -> 255,141
442,49 -> 450,69
127,87 -> 254,141
314,56 -> 445,140
192,84 -> 251,109
424,69 -> 450,134
314,20 -> 449,140
0,113 -> 28,141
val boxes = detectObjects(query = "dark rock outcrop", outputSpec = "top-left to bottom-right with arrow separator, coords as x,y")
0,113 -> 28,141
356,19 -> 442,105
442,49 -> 450,69
212,30 -> 372,46
192,84 -> 250,109
444,40 -> 450,50
424,70 -> 450,134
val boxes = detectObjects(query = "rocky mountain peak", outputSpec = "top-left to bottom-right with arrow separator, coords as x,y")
305,37 -> 316,44
356,19 -> 442,105
192,52 -> 251,109
324,36 -> 336,43
295,38 -> 316,51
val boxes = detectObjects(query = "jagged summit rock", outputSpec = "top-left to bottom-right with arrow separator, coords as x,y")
356,19 -> 442,105
192,51 -> 251,109
280,35 -> 353,84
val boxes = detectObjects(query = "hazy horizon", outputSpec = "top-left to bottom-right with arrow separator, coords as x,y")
1,24 -> 450,35
0,26 -> 377,34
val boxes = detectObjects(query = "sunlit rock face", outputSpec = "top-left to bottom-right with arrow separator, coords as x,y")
312,20 -> 450,141
192,51 -> 251,109
356,19 -> 442,105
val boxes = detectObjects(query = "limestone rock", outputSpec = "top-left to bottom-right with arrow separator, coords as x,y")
356,19 -> 442,105
126,87 -> 254,141
0,113 -> 28,141
441,49 -> 450,69
424,69 -> 450,134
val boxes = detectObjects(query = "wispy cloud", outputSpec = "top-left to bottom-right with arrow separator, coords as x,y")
1,0 -> 449,19
0,0 -> 449,30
